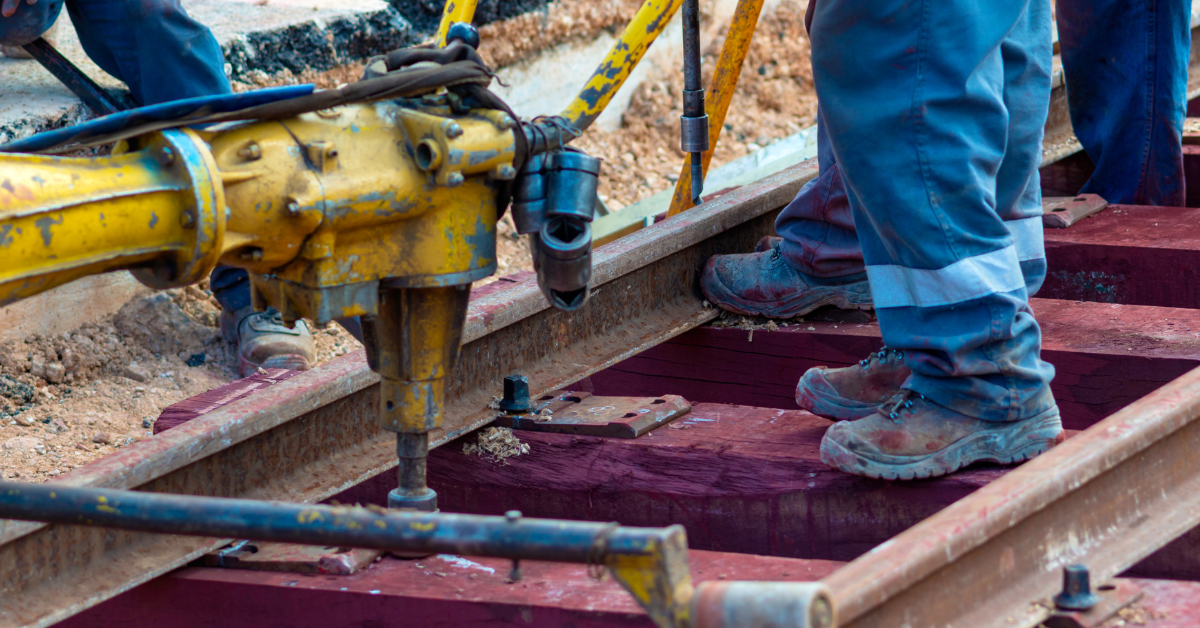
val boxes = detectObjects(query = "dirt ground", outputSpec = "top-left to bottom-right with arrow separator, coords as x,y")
573,0 -> 818,211
0,284 -> 360,481
0,0 -> 813,480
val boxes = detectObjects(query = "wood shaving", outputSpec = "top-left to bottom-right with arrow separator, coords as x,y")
462,427 -> 531,463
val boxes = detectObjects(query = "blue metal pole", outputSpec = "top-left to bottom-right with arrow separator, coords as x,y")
0,481 -> 677,563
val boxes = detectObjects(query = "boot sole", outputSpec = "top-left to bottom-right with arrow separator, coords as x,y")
700,275 -> 873,320
238,353 -> 311,378
819,406 -> 1063,480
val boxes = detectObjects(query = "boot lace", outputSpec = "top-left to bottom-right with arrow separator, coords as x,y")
879,389 -> 925,424
859,347 -> 904,370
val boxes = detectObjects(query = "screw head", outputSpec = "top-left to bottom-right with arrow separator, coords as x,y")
505,510 -> 521,522
179,211 -> 195,229
445,172 -> 465,187
286,200 -> 301,215
499,115 -> 516,130
495,164 -> 517,180
158,147 -> 176,167
446,123 -> 464,139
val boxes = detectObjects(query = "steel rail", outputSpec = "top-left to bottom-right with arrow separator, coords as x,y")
822,364 -> 1200,628
0,156 -> 817,628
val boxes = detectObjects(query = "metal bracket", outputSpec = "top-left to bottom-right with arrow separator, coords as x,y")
494,391 -> 691,438
199,540 -> 383,575
1042,194 -> 1108,229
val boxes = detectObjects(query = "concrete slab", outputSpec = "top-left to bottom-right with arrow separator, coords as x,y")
0,272 -> 149,344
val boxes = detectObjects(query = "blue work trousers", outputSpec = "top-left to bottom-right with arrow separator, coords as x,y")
2,0 -> 248,311
805,0 -> 1056,422
1057,0 -> 1191,206
1,0 -> 231,106
777,0 -> 1192,280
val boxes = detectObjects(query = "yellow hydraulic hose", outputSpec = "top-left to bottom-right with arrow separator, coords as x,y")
560,0 -> 686,132
667,0 -> 765,216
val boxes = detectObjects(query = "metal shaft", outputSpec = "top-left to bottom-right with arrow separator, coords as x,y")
21,37 -> 124,116
0,480 -> 677,563
680,0 -> 709,205
393,431 -> 436,510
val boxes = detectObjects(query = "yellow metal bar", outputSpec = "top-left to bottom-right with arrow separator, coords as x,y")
435,0 -> 479,47
667,0 -> 765,216
560,0 -> 685,132
0,130 -> 224,306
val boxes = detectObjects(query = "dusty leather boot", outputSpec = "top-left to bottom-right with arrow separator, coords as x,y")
796,348 -> 910,420
700,237 -> 872,319
220,306 -> 315,378
819,390 -> 1064,480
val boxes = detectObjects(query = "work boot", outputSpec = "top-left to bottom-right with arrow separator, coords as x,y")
819,391 -> 1064,480
700,239 -> 872,318
796,348 -> 910,421
220,306 -> 315,378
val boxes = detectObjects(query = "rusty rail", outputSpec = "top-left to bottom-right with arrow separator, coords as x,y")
823,364 -> 1200,628
0,157 -> 817,628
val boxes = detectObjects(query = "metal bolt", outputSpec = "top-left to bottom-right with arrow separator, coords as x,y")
237,142 -> 262,161
499,115 -> 516,130
507,559 -> 522,583
445,172 -> 465,188
505,510 -> 521,523
1054,564 -> 1101,611
158,147 -> 176,167
179,211 -> 195,229
498,375 -> 531,413
286,200 -> 301,216
494,164 -> 517,180
446,123 -> 464,139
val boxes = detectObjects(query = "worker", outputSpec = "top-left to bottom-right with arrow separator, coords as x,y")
706,0 -> 1066,480
703,1 -> 1191,479
1057,0 -> 1190,207
1,0 -> 316,377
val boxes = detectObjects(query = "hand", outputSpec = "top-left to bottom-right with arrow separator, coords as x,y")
1,0 -> 37,19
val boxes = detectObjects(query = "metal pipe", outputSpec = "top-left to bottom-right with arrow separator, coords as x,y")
667,0 -> 766,217
0,480 -> 676,564
21,37 -> 124,116
391,431 -> 436,511
560,0 -> 685,132
679,0 -> 708,205
434,0 -> 479,47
